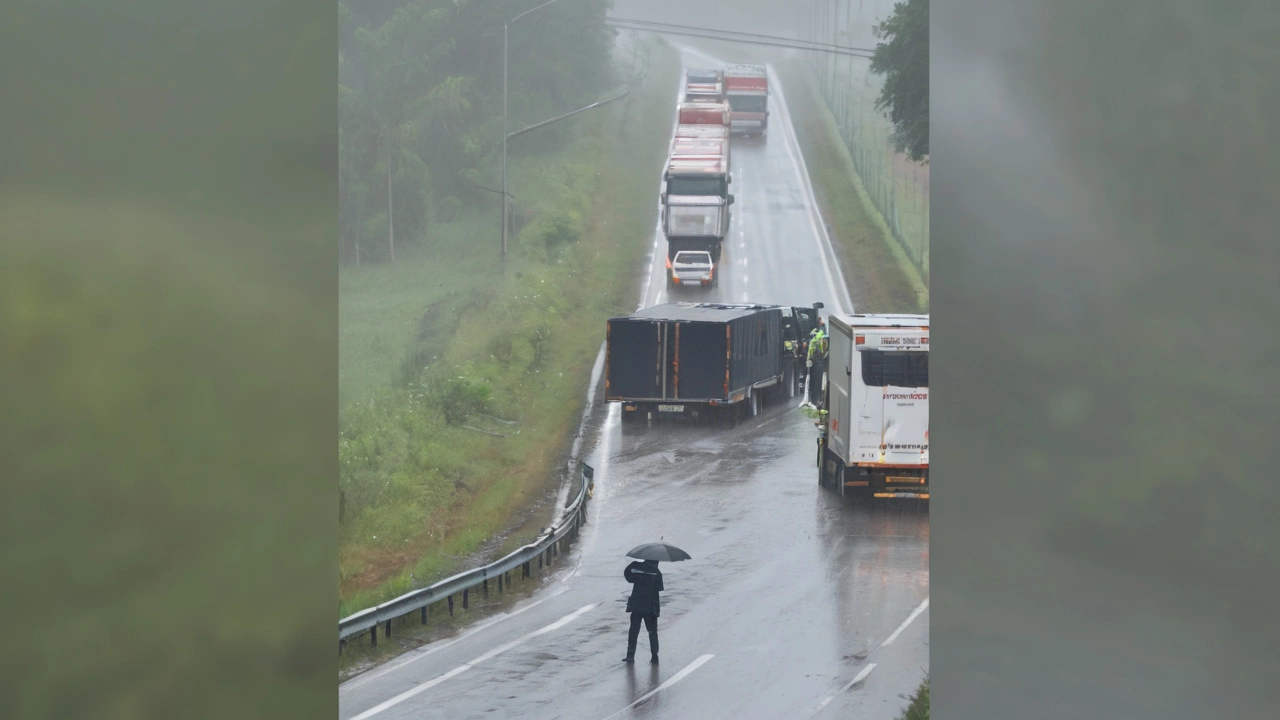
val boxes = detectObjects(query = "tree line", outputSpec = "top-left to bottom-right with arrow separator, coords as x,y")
871,0 -> 928,162
339,0 -> 615,266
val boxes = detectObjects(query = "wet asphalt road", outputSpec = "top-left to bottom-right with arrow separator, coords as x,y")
338,46 -> 929,720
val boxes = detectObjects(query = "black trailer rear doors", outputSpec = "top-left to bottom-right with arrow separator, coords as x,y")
606,318 -> 729,401
607,319 -> 661,399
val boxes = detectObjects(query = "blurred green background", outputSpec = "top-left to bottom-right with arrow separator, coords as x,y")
0,1 -> 336,718
931,0 -> 1279,716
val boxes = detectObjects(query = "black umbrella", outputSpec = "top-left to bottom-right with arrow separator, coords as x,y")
626,542 -> 692,562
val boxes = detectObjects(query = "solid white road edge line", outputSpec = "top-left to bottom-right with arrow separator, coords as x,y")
347,603 -> 600,720
339,584 -> 572,692
881,598 -> 929,647
600,654 -> 717,720
767,63 -> 855,315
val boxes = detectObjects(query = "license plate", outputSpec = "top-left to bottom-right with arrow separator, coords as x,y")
657,405 -> 685,413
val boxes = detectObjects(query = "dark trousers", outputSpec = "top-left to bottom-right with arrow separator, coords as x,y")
626,613 -> 658,658
807,360 -> 826,403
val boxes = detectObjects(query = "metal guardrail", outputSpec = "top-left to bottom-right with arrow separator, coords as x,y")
339,463 -> 595,651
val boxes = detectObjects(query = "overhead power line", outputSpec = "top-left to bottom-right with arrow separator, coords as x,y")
604,17 -> 877,58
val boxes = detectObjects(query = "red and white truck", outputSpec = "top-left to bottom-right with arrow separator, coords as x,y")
676,101 -> 731,128
684,68 -> 724,102
817,313 -> 930,500
723,64 -> 769,137
674,123 -> 729,141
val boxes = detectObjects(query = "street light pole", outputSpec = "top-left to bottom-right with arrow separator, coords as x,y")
502,20 -> 509,262
501,0 -> 563,265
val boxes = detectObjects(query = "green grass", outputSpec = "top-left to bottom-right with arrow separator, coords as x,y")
806,57 -> 932,288
337,38 -> 679,627
338,216 -> 495,408
1,192 -> 335,716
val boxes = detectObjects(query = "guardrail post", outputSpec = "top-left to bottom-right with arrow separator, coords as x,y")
421,605 -> 428,625
339,638 -> 345,656
483,578 -> 489,596
370,624 -> 377,647
463,588 -> 469,610
448,594 -> 454,617
538,554 -> 543,569
523,561 -> 531,578
385,619 -> 391,639
498,573 -> 503,592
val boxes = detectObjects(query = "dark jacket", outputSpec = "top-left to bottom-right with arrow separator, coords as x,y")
624,560 -> 664,616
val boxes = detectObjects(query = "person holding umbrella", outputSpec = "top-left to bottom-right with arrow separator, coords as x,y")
622,541 -> 691,665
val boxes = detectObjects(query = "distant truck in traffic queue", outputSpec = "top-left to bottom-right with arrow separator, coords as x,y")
816,314 -> 930,500
676,101 -> 732,128
660,142 -> 732,267
606,302 -> 823,426
724,64 -> 769,137
673,123 -> 728,141
684,68 -> 724,102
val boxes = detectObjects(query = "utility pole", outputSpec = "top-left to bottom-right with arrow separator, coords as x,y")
502,0 -> 563,267
502,20 -> 509,263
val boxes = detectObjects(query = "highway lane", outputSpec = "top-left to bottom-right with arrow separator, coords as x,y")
339,45 -> 928,720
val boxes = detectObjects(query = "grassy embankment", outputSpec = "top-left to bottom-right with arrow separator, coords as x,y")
338,39 -> 679,627
774,58 -> 929,313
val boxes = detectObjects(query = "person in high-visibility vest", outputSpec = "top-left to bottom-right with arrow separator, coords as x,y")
806,319 -> 828,405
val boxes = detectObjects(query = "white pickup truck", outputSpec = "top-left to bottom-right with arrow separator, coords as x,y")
668,250 -> 716,289
817,313 -> 929,500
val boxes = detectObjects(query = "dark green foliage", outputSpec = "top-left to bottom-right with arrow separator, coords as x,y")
897,677 -> 929,720
871,0 -> 929,161
339,0 -> 616,265
437,376 -> 492,425
525,206 -> 585,252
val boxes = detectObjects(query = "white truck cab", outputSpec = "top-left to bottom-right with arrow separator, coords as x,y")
819,313 -> 929,500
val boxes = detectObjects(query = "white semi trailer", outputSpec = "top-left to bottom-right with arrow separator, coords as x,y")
817,313 -> 930,500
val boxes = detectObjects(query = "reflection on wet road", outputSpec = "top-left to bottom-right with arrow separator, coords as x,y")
339,45 -> 928,720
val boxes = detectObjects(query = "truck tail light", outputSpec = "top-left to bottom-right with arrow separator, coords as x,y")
855,335 -> 865,345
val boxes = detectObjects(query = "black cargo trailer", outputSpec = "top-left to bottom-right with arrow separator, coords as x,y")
605,302 -> 820,425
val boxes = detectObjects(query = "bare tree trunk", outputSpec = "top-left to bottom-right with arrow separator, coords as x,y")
386,146 -> 395,263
